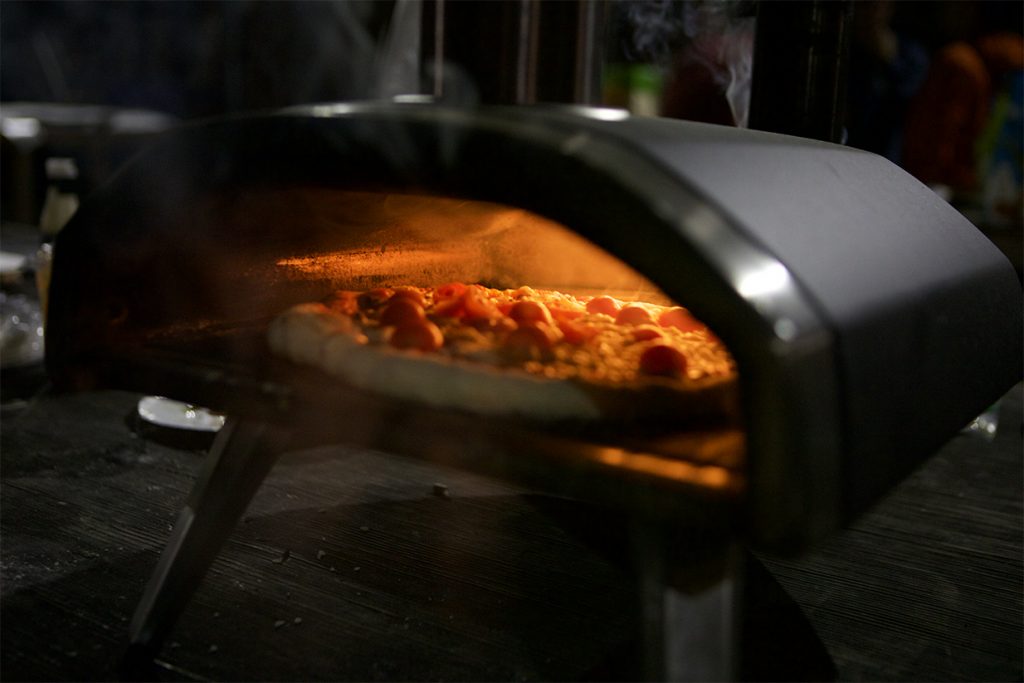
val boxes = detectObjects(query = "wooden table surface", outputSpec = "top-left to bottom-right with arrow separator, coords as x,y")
1,382 -> 1020,681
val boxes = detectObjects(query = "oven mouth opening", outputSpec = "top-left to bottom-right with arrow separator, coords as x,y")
148,187 -> 739,410
54,184 -> 747,502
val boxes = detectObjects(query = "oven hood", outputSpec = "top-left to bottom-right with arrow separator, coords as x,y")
46,102 -> 1022,551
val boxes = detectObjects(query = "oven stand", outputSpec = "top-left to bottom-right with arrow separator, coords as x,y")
123,418 -> 289,675
631,520 -> 741,682
122,421 -> 776,682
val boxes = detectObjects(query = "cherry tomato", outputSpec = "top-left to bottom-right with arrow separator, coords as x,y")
432,296 -> 466,317
435,282 -> 467,300
558,319 -> 599,345
388,320 -> 444,352
390,288 -> 426,307
632,325 -> 664,342
549,307 -> 584,322
639,344 -> 688,377
504,322 -> 556,360
615,304 -> 654,326
586,296 -> 620,316
658,306 -> 705,333
379,298 -> 426,327
462,288 -> 501,320
508,300 -> 554,326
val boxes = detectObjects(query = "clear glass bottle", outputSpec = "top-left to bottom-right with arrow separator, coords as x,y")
35,157 -> 79,325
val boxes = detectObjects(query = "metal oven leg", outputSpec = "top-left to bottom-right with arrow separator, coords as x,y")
631,521 -> 742,682
123,418 -> 289,671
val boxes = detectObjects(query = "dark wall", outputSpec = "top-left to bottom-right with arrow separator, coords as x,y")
1,0 -> 399,118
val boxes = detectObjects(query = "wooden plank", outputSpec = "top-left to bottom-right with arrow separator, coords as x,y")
760,386 -> 1023,682
1,391 -> 639,681
2,387 -> 1021,681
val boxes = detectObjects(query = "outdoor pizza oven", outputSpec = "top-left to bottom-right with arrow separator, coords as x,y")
44,102 -> 1021,675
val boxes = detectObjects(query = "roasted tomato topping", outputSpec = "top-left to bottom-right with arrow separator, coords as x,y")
435,282 -> 468,300
462,287 -> 501,320
432,296 -> 466,318
658,306 -> 704,333
390,288 -> 427,307
508,300 -> 555,326
639,344 -> 688,377
631,325 -> 664,342
585,296 -> 620,316
615,304 -> 654,326
388,320 -> 444,352
380,298 -> 426,327
503,321 -> 558,360
558,319 -> 600,345
548,307 -> 584,322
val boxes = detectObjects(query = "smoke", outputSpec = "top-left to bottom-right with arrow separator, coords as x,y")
226,1 -> 426,112
619,0 -> 688,65
618,0 -> 755,126
684,2 -> 757,127
681,1 -> 755,127
370,0 -> 423,99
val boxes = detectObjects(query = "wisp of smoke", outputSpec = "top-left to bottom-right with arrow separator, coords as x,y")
619,0 -> 755,126
619,0 -> 687,65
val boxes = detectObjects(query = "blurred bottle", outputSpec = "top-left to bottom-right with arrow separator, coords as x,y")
35,157 -> 79,326
604,63 -> 662,116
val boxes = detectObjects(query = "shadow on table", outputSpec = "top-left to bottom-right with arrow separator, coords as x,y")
2,492 -> 833,681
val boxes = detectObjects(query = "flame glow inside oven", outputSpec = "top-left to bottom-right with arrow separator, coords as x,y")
255,188 -> 738,389
176,187 -> 745,493
268,189 -> 675,304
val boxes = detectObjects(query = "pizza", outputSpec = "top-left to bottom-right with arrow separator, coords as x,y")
267,283 -> 738,424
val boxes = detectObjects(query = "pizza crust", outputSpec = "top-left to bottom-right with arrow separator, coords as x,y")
270,303 -> 603,420
268,301 -> 738,424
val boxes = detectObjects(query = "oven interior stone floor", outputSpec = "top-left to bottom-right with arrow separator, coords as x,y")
1,382 -> 1021,682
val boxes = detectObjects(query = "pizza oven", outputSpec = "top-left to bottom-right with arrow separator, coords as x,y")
44,102 -> 1021,678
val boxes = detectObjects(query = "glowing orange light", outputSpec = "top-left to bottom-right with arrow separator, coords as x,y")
595,447 -> 739,491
